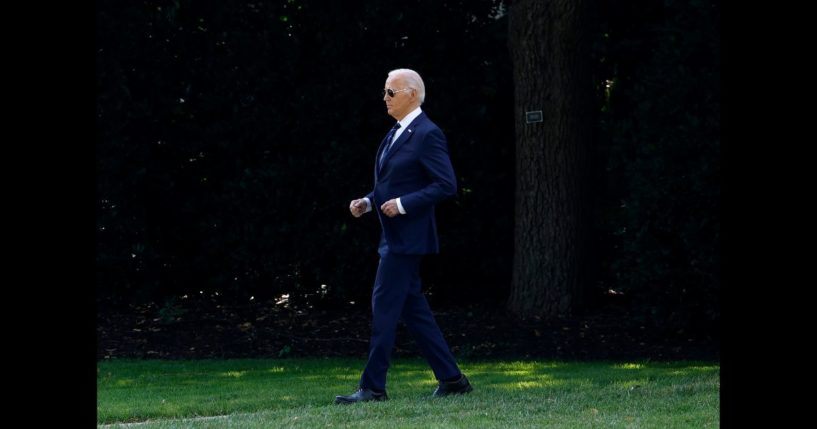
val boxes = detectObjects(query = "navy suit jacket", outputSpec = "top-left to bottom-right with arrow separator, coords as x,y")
366,112 -> 457,255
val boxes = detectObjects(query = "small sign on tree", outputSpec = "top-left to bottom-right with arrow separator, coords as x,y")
525,110 -> 543,123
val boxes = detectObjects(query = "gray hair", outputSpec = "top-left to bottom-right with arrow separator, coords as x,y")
388,68 -> 426,104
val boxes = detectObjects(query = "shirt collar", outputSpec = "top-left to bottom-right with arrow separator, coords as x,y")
397,106 -> 423,129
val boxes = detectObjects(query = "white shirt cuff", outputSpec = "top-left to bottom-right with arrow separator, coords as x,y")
396,197 -> 406,214
362,197 -> 372,213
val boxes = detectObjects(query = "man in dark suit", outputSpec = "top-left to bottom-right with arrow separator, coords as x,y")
335,69 -> 473,404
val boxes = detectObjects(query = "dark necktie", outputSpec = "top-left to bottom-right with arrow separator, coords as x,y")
378,122 -> 402,168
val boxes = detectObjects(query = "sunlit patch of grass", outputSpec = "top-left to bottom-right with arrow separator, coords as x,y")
98,358 -> 719,428
613,362 -> 644,369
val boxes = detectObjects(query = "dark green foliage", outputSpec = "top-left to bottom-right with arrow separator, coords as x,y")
97,0 -> 512,306
592,0 -> 720,332
97,0 -> 719,333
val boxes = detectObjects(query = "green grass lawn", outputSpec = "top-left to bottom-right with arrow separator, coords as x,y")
97,358 -> 719,428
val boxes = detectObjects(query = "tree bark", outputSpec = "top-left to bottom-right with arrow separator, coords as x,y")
507,0 -> 595,319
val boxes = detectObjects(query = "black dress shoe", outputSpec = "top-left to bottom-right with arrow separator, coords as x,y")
334,388 -> 389,404
432,374 -> 473,397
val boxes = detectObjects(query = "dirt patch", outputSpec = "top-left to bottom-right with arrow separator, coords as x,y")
97,295 -> 718,361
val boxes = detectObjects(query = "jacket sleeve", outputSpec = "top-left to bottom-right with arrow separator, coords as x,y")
400,128 -> 457,213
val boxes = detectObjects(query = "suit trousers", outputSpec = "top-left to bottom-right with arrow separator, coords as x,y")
359,252 -> 461,392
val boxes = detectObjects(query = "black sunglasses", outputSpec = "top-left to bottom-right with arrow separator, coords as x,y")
382,88 -> 412,98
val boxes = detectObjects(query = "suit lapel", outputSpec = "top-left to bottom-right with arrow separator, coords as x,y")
374,125 -> 397,180
375,133 -> 391,169
378,113 -> 425,175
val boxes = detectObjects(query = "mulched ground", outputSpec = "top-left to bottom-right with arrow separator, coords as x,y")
97,295 -> 719,362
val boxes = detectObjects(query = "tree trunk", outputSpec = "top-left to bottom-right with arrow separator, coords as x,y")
507,0 -> 595,319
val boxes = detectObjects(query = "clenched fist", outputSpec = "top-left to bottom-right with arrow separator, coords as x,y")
349,198 -> 368,217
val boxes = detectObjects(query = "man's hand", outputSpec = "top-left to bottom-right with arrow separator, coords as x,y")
380,199 -> 401,218
349,198 -> 368,218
